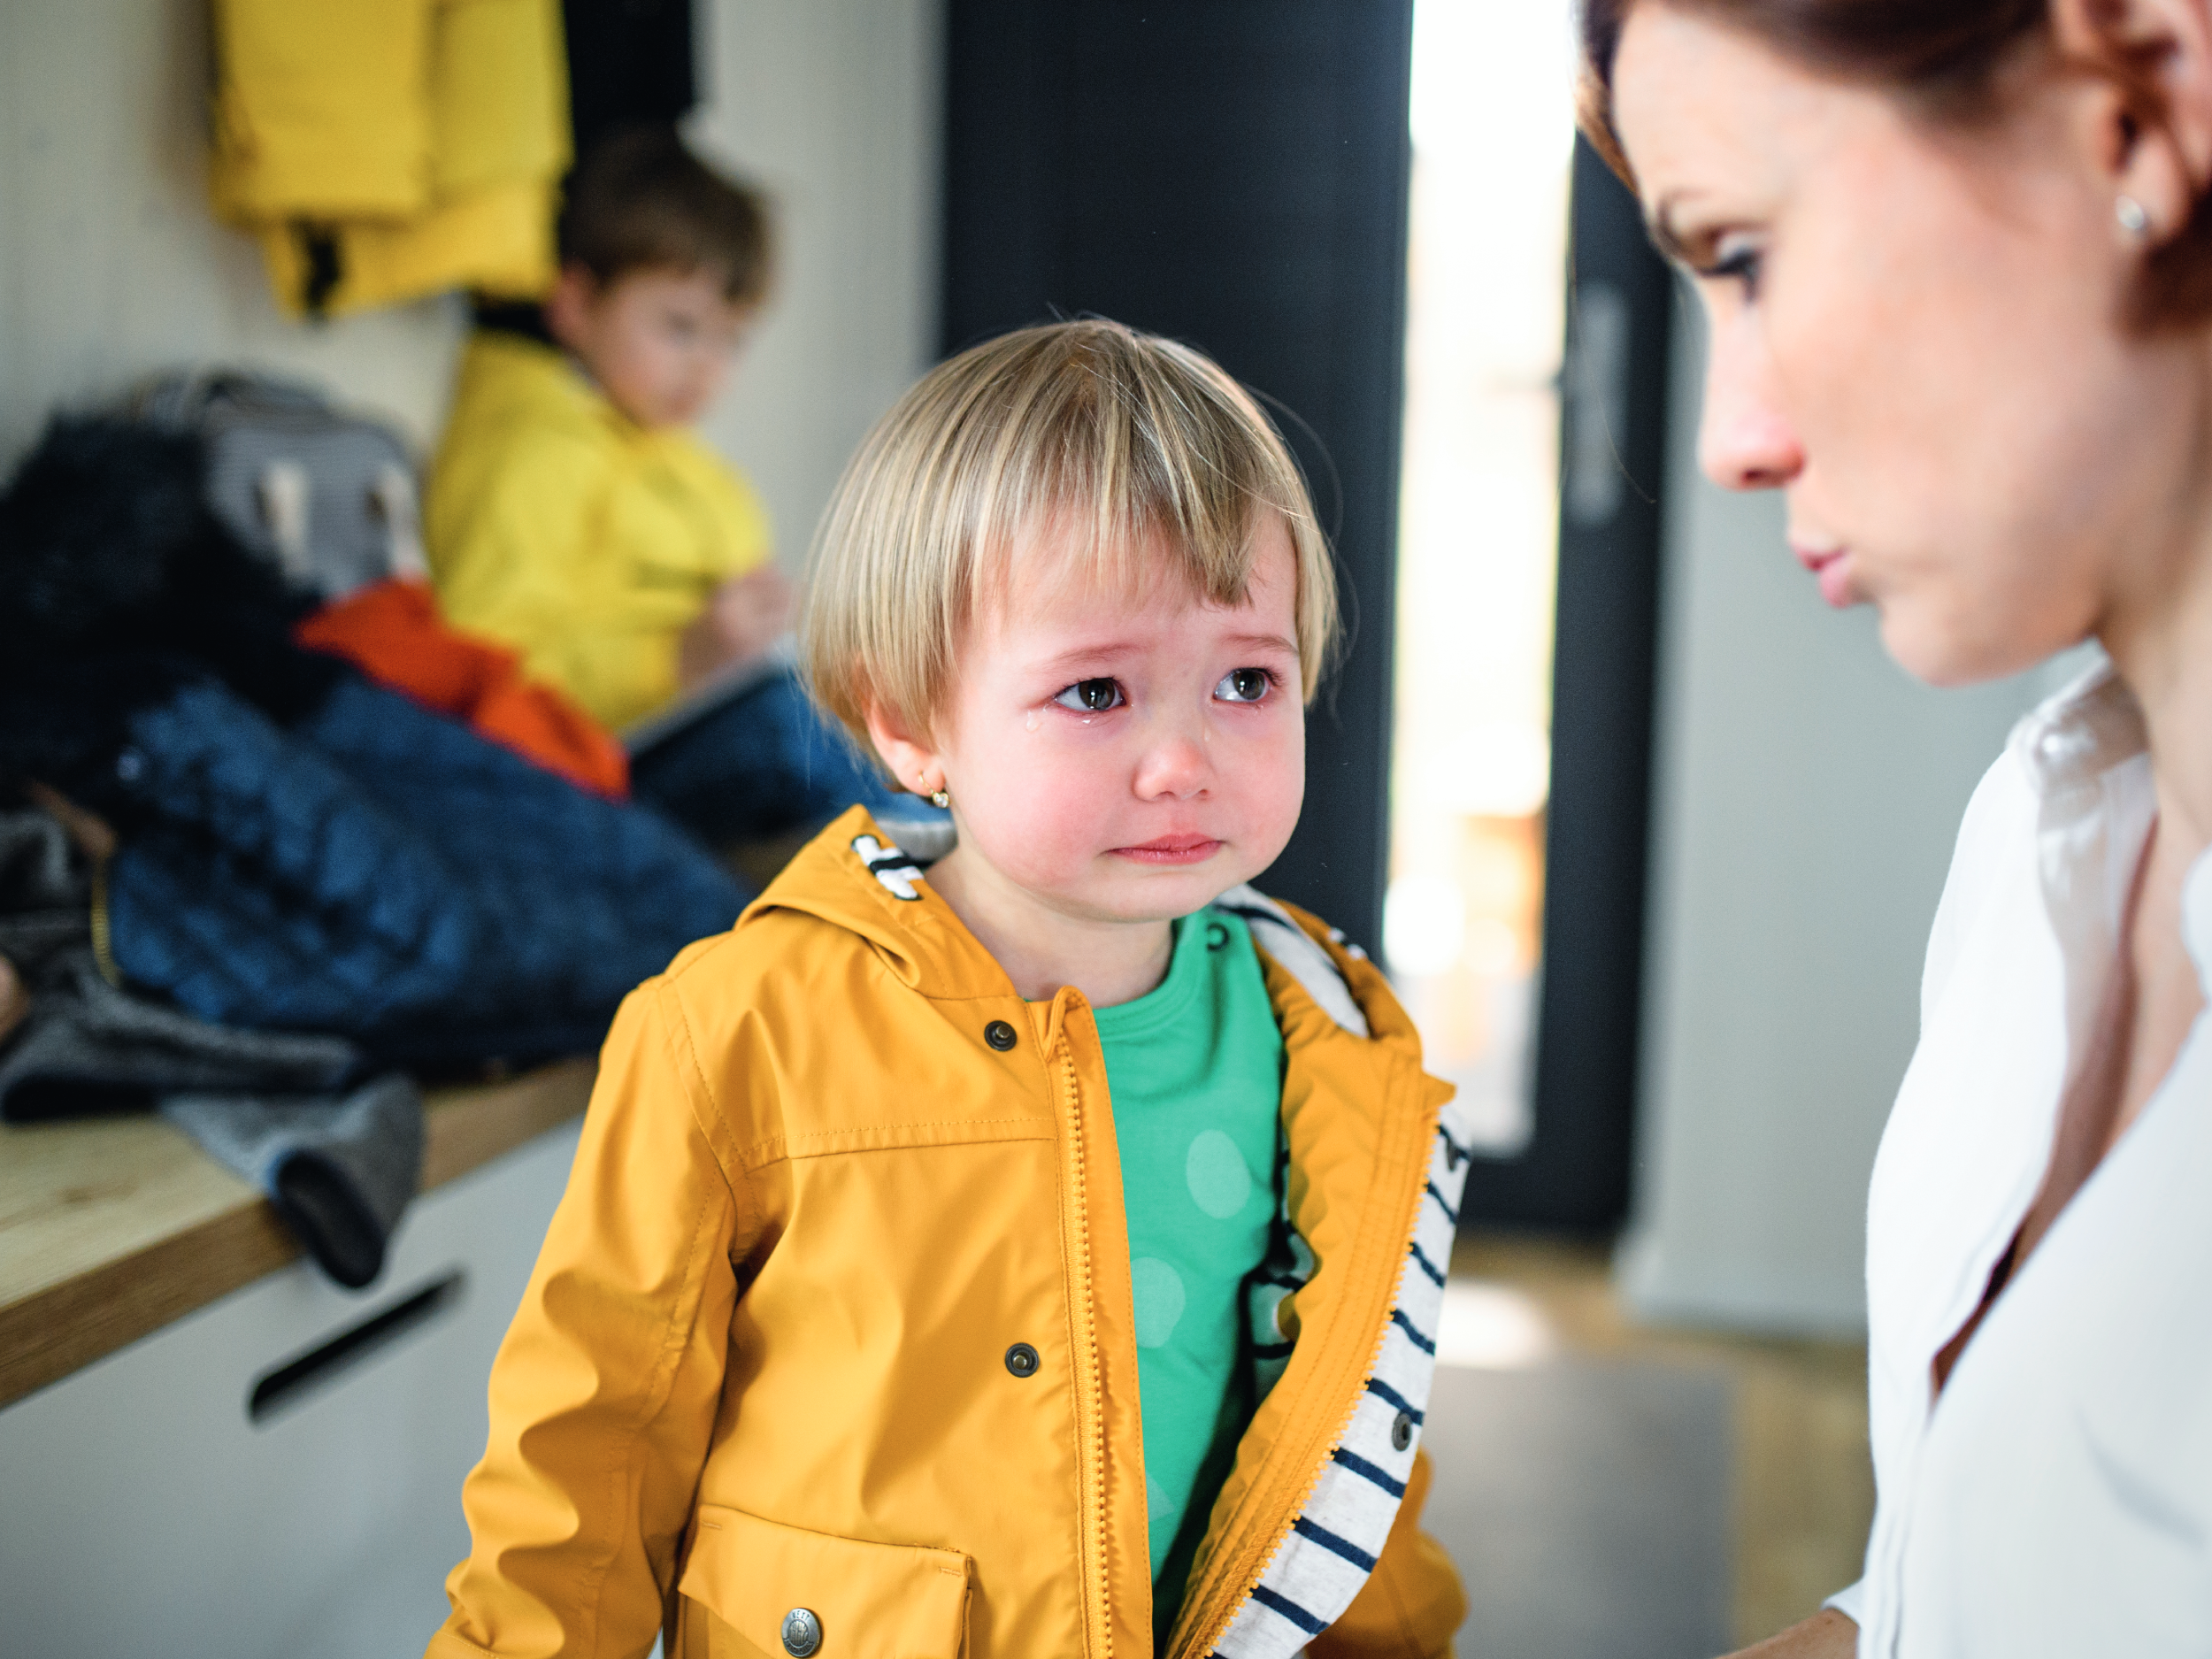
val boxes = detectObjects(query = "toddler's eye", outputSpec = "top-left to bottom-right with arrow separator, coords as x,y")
1215,667 -> 1272,703
1054,678 -> 1125,712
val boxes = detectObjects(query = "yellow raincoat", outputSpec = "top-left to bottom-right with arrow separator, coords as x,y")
428,809 -> 1472,1659
426,331 -> 772,732
208,0 -> 569,318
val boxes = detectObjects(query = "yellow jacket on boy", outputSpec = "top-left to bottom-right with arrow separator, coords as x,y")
428,808 -> 1471,1659
426,331 -> 772,732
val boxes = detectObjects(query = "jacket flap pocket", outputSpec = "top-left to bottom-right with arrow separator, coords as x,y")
680,1504 -> 970,1659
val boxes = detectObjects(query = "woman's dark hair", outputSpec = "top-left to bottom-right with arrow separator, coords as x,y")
1581,0 -> 2047,128
1578,0 -> 2212,328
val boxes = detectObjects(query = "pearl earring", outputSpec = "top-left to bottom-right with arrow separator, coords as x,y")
2117,195 -> 2151,239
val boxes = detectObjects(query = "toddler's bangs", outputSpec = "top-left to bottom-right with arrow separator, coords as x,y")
803,319 -> 1339,750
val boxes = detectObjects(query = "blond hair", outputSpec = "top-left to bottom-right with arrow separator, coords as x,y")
801,319 -> 1340,752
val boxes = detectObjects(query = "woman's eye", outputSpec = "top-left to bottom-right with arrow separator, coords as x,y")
1053,678 -> 1125,712
1215,667 -> 1272,704
1701,243 -> 1763,303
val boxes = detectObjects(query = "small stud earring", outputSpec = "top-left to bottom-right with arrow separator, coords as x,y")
2117,195 -> 2151,239
930,787 -> 950,810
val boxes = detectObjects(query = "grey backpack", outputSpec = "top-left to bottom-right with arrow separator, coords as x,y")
134,371 -> 428,599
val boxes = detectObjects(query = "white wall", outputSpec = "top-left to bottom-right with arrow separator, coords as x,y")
1617,293 -> 2063,1334
691,0 -> 943,564
0,0 -> 942,565
0,0 -> 469,460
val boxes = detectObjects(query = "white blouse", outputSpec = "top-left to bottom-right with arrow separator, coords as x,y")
1828,663 -> 2212,1656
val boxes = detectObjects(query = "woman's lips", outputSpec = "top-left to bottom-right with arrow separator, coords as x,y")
1111,835 -> 1224,865
1794,544 -> 1855,609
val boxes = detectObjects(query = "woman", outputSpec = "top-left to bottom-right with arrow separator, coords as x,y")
1579,2 -> 2212,1655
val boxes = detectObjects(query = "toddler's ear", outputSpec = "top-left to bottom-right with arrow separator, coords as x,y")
863,702 -> 941,798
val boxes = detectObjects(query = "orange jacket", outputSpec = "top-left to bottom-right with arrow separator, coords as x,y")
295,578 -> 630,798
428,809 -> 1471,1659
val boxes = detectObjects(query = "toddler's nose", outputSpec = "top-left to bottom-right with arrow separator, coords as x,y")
1133,729 -> 1213,800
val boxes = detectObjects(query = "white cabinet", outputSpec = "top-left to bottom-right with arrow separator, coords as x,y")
0,1119 -> 580,1657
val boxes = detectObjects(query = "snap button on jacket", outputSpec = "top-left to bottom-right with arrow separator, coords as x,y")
429,808 -> 1471,1659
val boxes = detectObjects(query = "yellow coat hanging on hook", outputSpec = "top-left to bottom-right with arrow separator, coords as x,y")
208,0 -> 571,319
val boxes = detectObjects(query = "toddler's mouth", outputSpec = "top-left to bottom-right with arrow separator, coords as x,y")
1111,835 -> 1224,865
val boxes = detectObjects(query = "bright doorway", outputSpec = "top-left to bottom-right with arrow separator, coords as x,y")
1386,1 -> 1579,1154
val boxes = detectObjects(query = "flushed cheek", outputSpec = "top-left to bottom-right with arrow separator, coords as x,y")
1208,730 -> 1304,864
1240,724 -> 1304,799
962,768 -> 1125,881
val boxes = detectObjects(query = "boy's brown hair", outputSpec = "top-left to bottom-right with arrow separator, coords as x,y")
557,126 -> 773,306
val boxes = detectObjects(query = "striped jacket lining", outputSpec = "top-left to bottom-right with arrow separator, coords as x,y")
1211,887 -> 1473,1659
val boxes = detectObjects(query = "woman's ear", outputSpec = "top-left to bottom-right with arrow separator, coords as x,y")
2055,0 -> 2212,245
864,702 -> 943,798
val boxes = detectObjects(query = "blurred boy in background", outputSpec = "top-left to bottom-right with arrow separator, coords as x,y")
428,127 -> 903,847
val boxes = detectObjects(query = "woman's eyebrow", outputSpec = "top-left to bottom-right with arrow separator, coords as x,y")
1648,194 -> 1695,264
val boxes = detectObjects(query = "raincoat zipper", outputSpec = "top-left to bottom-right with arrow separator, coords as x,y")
1050,1017 -> 1116,1659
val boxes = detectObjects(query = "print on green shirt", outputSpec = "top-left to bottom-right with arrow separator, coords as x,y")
1091,907 -> 1286,1614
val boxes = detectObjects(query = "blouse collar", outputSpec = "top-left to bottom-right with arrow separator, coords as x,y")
2009,652 -> 2212,1002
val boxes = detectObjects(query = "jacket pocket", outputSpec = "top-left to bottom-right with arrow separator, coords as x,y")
677,1503 -> 971,1659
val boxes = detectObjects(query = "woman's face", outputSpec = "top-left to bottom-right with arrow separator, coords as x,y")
1611,5 -> 2205,686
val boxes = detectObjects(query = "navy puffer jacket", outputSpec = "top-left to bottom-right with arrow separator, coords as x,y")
0,417 -> 745,1068
107,674 -> 745,1067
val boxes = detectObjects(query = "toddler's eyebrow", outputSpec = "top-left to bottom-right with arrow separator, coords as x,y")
1028,631 -> 1298,676
1221,631 -> 1300,658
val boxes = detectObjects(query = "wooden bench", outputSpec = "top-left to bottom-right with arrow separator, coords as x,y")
0,1061 -> 593,1409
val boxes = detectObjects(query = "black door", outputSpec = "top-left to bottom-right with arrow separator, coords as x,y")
939,0 -> 1417,954
941,19 -> 1672,1233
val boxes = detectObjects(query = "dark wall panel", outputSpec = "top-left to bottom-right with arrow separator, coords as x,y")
941,0 -> 1416,952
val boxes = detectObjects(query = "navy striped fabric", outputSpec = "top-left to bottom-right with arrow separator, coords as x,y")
1208,887 -> 1474,1659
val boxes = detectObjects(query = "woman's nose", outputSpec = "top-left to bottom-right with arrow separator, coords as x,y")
1696,326 -> 1804,493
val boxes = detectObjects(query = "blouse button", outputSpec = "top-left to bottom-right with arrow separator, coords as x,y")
1391,1409 -> 1415,1451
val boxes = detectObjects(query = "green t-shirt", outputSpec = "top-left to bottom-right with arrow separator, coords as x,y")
1091,909 -> 1285,1613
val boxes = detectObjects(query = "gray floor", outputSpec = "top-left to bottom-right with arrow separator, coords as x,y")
1421,1358 -> 1734,1659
